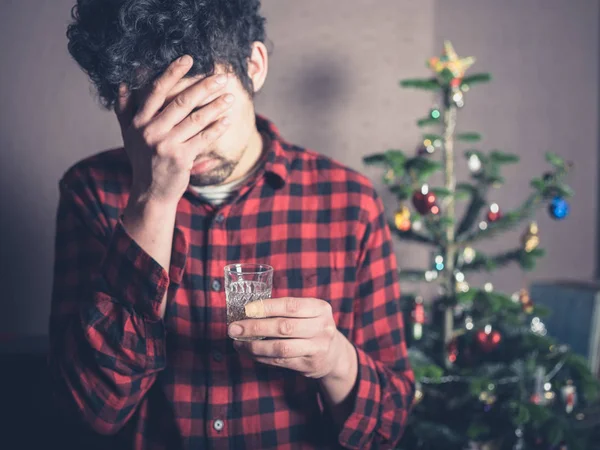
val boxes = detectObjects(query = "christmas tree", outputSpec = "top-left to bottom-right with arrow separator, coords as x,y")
364,41 -> 600,450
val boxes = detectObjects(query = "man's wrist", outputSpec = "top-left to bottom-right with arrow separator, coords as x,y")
324,332 -> 358,383
317,332 -> 359,427
123,193 -> 178,230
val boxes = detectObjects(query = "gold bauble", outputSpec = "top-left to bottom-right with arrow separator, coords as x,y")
519,289 -> 534,314
384,169 -> 395,183
463,246 -> 476,264
521,222 -> 540,253
395,206 -> 412,232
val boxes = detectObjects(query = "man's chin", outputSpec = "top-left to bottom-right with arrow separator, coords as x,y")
189,162 -> 236,187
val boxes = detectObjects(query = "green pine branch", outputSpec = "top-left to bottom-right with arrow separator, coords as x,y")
456,150 -> 520,237
418,116 -> 442,127
400,77 -> 441,91
461,73 -> 492,86
456,132 -> 482,143
389,221 -> 436,244
460,248 -> 546,273
457,192 -> 542,244
398,269 -> 431,282
456,182 -> 489,236
406,156 -> 443,182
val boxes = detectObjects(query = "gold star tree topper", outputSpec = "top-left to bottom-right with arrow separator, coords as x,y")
428,41 -> 475,85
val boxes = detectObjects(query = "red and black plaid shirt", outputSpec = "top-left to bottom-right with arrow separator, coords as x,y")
49,115 -> 414,449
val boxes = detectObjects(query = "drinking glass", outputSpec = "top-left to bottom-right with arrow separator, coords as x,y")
224,263 -> 273,341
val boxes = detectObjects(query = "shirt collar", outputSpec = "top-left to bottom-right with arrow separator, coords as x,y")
256,114 -> 291,189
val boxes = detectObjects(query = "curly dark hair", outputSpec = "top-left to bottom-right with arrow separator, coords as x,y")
66,0 -> 267,109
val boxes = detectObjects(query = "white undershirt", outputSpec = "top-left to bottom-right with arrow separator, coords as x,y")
191,163 -> 259,206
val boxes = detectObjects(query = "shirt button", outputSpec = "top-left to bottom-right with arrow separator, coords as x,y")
215,214 -> 225,224
213,419 -> 224,432
211,279 -> 222,292
212,350 -> 223,362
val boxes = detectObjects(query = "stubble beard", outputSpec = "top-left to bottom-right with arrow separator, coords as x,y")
189,157 -> 238,187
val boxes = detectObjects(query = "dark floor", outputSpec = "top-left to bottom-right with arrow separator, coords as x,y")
0,337 -> 127,450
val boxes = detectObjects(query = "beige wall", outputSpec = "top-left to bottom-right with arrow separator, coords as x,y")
0,0 -> 597,336
433,0 -> 599,295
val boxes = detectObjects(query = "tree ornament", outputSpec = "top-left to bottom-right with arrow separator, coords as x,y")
384,169 -> 395,183
561,380 -> 577,413
544,381 -> 556,405
424,270 -> 439,282
447,337 -> 459,364
468,154 -> 482,173
486,203 -> 501,222
412,296 -> 425,340
418,146 -> 434,156
549,196 -> 570,220
475,325 -> 502,352
462,246 -> 477,264
530,366 -> 547,406
412,185 -> 439,215
432,253 -> 445,271
413,381 -> 424,406
530,317 -> 547,336
428,40 -> 475,84
519,289 -> 534,314
418,137 -> 441,156
394,206 -> 412,232
429,106 -> 441,120
465,315 -> 474,331
521,222 -> 540,253
479,389 -> 497,411
478,391 -> 494,403
454,271 -> 470,293
450,87 -> 465,108
456,281 -> 470,293
513,429 -> 524,450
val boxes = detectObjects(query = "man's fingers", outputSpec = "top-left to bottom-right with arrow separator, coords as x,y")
152,73 -> 230,135
134,55 -> 194,127
168,92 -> 234,144
228,317 -> 323,340
115,83 -> 134,130
245,297 -> 330,319
252,356 -> 306,372
233,339 -> 315,359
181,115 -> 231,156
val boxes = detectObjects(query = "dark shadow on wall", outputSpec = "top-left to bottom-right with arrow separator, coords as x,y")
287,54 -> 349,155
0,136 -> 55,337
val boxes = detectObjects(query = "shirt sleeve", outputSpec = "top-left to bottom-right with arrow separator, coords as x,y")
337,191 -> 415,450
48,174 -> 188,435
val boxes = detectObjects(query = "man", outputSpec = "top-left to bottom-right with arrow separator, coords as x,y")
49,1 -> 415,448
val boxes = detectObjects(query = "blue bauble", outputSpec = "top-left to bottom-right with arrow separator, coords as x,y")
549,196 -> 569,220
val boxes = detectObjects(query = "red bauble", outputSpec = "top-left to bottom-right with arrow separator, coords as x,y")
447,338 -> 459,364
486,203 -> 501,222
412,303 -> 425,324
476,327 -> 502,352
412,190 -> 439,215
487,211 -> 501,222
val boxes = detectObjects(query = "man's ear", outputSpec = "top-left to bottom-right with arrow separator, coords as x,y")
247,41 -> 269,93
